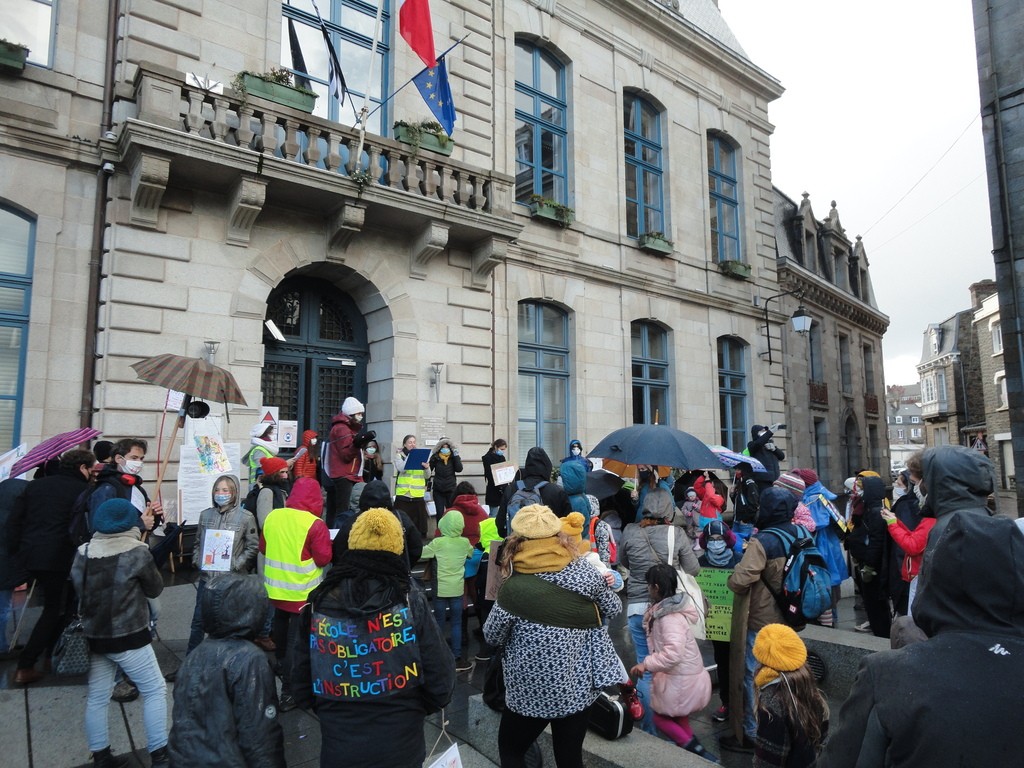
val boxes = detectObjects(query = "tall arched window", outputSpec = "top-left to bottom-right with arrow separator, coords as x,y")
631,321 -> 669,425
518,301 -> 569,465
717,336 -> 747,451
0,205 -> 33,449
514,41 -> 568,205
624,93 -> 664,238
708,133 -> 741,262
263,277 -> 368,437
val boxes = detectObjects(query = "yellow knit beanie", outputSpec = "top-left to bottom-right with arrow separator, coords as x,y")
753,623 -> 807,688
510,504 -> 562,539
561,512 -> 589,555
349,508 -> 404,555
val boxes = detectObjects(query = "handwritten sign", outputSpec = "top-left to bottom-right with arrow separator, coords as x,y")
695,567 -> 735,642
491,461 -> 517,486
200,528 -> 235,572
309,606 -> 423,700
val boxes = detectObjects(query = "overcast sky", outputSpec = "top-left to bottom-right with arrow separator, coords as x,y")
717,0 -> 994,385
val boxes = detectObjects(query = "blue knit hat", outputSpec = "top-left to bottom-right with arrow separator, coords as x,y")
93,498 -> 139,534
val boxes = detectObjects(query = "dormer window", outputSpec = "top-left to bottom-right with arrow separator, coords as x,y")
929,328 -> 941,356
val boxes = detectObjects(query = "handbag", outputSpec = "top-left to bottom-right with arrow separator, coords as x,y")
53,543 -> 91,676
664,528 -> 709,641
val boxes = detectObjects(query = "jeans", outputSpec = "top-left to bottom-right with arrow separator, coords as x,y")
0,588 -> 12,652
627,613 -> 656,735
433,596 -> 463,658
742,629 -> 757,738
498,707 -> 590,768
186,579 -> 206,654
85,644 -> 167,752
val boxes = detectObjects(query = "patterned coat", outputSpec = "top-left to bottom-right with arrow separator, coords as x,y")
484,558 -> 624,719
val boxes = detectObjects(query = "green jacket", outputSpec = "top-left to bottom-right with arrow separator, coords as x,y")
421,510 -> 473,598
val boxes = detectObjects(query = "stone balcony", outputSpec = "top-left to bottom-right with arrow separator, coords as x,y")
920,399 -> 949,419
105,62 -> 523,288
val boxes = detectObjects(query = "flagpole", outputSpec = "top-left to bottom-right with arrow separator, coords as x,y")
366,34 -> 469,121
353,0 -> 387,170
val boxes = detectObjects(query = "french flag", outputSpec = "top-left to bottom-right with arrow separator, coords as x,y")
399,0 -> 437,68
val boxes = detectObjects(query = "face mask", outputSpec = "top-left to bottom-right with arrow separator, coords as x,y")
639,471 -> 651,482
352,413 -> 364,424
123,459 -> 143,475
310,438 -> 317,446
914,485 -> 926,506
571,447 -> 581,456
495,449 -> 504,457
893,486 -> 907,501
366,447 -> 377,455
440,447 -> 451,456
707,539 -> 728,555
214,493 -> 232,506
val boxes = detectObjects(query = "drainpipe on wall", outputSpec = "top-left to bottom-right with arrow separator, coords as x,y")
80,0 -> 121,429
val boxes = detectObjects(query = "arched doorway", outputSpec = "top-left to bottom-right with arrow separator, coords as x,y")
262,276 -> 369,436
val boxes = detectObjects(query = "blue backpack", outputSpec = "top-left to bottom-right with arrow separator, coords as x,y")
760,525 -> 832,627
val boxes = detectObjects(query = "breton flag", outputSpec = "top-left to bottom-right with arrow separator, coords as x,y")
413,56 -> 456,135
399,0 -> 437,68
286,18 -> 312,91
310,0 -> 349,106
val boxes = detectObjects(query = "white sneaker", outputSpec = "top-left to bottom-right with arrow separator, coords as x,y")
854,620 -> 872,633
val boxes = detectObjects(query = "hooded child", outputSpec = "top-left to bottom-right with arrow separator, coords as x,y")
420,509 -> 474,670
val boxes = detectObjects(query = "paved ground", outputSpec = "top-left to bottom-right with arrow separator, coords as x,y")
0,558 -> 865,768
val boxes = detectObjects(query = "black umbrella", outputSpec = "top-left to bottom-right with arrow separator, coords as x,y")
589,424 -> 719,471
585,469 -> 625,500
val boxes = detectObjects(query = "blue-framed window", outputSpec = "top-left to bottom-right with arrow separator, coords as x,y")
632,321 -> 669,425
718,336 -> 747,452
281,0 -> 391,133
624,94 -> 663,238
518,301 -> 569,466
708,134 -> 741,262
514,41 -> 568,205
0,206 -> 34,450
4,0 -> 55,67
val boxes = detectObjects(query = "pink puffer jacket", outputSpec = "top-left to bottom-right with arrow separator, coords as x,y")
642,594 -> 712,717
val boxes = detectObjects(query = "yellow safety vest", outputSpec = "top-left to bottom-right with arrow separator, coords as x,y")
263,507 -> 324,602
395,468 -> 426,499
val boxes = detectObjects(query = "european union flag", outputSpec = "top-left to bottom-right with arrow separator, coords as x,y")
413,57 -> 456,136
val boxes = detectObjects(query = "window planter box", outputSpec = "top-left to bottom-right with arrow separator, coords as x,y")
393,125 -> 454,156
528,200 -> 574,228
0,41 -> 29,73
718,259 -> 751,279
241,74 -> 317,113
639,233 -> 673,255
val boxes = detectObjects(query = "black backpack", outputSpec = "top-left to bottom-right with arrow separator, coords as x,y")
68,488 -> 93,547
242,484 -> 287,519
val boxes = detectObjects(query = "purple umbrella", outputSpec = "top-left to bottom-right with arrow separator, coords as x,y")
707,445 -> 767,474
11,427 -> 102,477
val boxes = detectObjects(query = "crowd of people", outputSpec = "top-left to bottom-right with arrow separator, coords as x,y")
2,407 -> 1022,768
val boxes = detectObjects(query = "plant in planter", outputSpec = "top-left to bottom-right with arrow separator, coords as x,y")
528,194 -> 575,228
393,119 -> 453,157
348,169 -> 375,191
638,231 -> 674,254
231,67 -> 317,113
718,259 -> 752,279
0,39 -> 30,73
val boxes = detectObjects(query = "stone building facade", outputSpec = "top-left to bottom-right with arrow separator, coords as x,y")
773,190 -> 889,489
975,291 -> 1013,507
917,281 -> 994,449
1,0 -> 886,506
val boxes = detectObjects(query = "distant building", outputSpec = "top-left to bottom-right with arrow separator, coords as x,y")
886,383 -> 924,444
975,292 -> 1014,507
774,190 -> 889,489
917,281 -> 995,448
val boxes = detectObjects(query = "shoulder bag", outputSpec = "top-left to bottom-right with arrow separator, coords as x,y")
52,544 -> 91,676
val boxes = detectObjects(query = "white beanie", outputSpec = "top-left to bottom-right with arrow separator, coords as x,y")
250,422 -> 271,438
342,397 -> 364,416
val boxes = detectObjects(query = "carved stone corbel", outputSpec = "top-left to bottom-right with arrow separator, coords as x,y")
226,175 -> 267,246
129,153 -> 170,229
409,221 -> 449,280
329,200 -> 367,251
469,236 -> 509,290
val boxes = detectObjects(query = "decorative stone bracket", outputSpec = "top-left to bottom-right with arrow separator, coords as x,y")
226,175 -> 267,246
329,200 -> 367,251
409,221 -> 449,280
129,152 -> 170,229
470,236 -> 509,290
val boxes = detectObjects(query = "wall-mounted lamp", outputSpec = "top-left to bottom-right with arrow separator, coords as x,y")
759,289 -> 811,365
203,340 -> 220,364
429,362 -> 444,401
